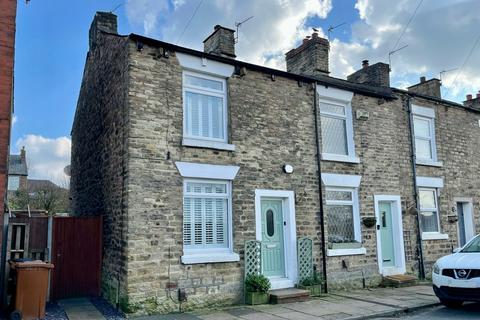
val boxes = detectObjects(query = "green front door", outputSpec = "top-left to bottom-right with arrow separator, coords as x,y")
379,202 -> 395,267
261,199 -> 285,278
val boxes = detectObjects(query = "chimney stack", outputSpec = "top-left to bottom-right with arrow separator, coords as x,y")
407,76 -> 442,99
89,12 -> 118,49
463,91 -> 480,111
285,32 -> 330,76
203,25 -> 236,58
347,60 -> 390,87
20,146 -> 25,162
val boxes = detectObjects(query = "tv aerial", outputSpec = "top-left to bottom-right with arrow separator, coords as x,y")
235,16 -> 254,43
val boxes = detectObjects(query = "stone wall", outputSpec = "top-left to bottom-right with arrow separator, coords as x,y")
124,40 -> 322,313
70,31 -> 130,305
320,93 -> 419,289
413,97 -> 480,271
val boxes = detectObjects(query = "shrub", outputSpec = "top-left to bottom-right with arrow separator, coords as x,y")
299,272 -> 324,287
245,274 -> 271,293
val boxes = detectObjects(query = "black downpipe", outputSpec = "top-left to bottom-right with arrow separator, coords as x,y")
407,96 -> 426,280
313,82 -> 328,293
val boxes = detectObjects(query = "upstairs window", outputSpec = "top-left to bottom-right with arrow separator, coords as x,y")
317,85 -> 358,164
412,105 -> 440,166
183,72 -> 227,142
8,176 -> 19,191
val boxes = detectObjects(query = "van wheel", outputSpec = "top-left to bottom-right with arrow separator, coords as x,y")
441,299 -> 463,308
10,310 -> 22,320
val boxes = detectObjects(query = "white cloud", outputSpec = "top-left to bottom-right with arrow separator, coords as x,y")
124,0 -> 480,103
15,135 -> 71,186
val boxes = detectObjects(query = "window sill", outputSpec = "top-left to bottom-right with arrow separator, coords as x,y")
181,252 -> 240,264
421,232 -> 449,240
416,159 -> 443,167
322,154 -> 360,164
182,138 -> 235,151
327,247 -> 366,257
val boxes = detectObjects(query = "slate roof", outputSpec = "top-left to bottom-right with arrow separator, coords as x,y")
8,155 -> 27,176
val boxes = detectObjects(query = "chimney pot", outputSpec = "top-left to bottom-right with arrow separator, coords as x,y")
362,60 -> 369,68
467,94 -> 473,100
285,33 -> 330,76
420,76 -> 426,83
203,25 -> 236,58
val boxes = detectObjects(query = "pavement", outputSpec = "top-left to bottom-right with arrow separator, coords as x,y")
136,284 -> 441,320
59,297 -> 106,320
378,302 -> 480,319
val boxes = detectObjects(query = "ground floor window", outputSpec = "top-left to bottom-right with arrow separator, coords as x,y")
325,187 -> 361,245
419,188 -> 440,233
183,180 -> 229,250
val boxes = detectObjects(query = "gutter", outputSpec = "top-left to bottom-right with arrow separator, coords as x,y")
313,82 -> 328,293
406,96 -> 425,280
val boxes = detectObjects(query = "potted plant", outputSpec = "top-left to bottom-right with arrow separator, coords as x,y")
245,274 -> 271,305
297,272 -> 324,296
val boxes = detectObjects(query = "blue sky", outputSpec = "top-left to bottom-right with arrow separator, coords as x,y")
12,0 -> 480,183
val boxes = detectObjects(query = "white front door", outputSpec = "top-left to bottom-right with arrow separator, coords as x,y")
374,195 -> 406,276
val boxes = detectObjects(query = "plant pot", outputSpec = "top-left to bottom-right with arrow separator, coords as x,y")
328,242 -> 362,250
298,284 -> 323,297
245,291 -> 270,305
362,216 -> 376,228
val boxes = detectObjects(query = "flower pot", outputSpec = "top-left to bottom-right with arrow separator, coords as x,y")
362,216 -> 376,228
298,284 -> 323,297
245,291 -> 270,305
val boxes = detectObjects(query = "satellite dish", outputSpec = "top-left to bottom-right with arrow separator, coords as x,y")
63,165 -> 71,176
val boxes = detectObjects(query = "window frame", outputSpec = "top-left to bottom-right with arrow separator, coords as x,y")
182,70 -> 228,144
418,187 -> 442,237
325,186 -> 362,244
181,178 -> 238,264
319,97 -> 359,163
8,176 -> 20,191
413,114 -> 437,162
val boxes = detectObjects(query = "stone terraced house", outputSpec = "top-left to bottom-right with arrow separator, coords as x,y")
70,12 -> 480,314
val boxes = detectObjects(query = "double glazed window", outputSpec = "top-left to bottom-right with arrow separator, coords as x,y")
183,72 -> 227,142
419,188 -> 440,233
413,115 -> 436,161
412,105 -> 439,165
319,99 -> 357,163
325,187 -> 360,244
183,180 -> 229,250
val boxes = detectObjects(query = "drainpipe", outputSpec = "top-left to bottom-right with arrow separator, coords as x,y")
313,82 -> 328,293
407,96 -> 426,280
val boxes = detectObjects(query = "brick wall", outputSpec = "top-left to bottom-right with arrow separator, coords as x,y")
0,0 -> 17,250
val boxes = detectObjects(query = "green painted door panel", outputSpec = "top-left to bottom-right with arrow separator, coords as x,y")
379,202 -> 395,268
261,199 -> 285,277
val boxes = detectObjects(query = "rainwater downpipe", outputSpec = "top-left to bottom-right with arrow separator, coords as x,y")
313,82 -> 328,293
407,96 -> 426,280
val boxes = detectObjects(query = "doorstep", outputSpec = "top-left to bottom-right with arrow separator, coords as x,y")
269,288 -> 310,304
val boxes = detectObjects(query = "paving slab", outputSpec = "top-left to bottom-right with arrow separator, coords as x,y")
59,297 -> 106,320
152,285 -> 441,320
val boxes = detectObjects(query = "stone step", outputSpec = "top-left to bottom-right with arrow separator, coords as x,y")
269,288 -> 310,304
382,274 -> 418,288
